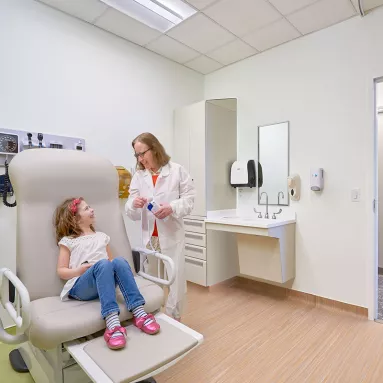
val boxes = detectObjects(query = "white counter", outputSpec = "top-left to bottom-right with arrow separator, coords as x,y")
204,209 -> 296,284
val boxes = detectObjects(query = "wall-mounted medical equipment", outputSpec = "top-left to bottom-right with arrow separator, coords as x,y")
310,168 -> 324,192
230,160 -> 257,188
287,174 -> 300,201
0,128 -> 86,208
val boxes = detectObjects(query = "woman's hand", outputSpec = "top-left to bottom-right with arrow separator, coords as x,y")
154,203 -> 173,220
133,197 -> 147,208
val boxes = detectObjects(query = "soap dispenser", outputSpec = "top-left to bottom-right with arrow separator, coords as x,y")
287,174 -> 300,201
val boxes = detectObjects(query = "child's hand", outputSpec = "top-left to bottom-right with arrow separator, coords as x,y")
77,263 -> 92,276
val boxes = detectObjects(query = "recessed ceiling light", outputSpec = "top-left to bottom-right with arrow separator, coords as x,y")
100,0 -> 197,33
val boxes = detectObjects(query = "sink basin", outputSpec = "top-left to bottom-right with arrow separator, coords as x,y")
205,215 -> 295,229
221,216 -> 261,221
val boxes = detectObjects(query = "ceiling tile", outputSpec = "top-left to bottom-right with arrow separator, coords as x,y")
363,0 -> 383,11
184,55 -> 223,74
287,0 -> 356,35
203,0 -> 282,37
146,36 -> 200,64
94,8 -> 161,46
184,0 -> 218,10
242,18 -> 301,52
207,39 -> 257,65
268,0 -> 319,15
37,0 -> 108,23
167,13 -> 236,53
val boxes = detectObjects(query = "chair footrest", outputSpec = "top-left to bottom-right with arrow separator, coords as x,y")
64,313 -> 203,383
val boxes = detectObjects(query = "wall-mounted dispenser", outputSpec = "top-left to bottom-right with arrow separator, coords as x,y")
287,174 -> 300,201
230,160 -> 256,188
310,168 -> 324,191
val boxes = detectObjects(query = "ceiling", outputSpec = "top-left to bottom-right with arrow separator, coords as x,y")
36,0 -> 383,75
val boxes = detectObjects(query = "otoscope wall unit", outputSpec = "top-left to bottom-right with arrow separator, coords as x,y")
0,127 -> 86,166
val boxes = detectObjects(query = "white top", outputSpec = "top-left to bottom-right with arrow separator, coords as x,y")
58,232 -> 110,301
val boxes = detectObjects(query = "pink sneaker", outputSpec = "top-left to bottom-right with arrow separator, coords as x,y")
133,314 -> 160,335
104,326 -> 127,350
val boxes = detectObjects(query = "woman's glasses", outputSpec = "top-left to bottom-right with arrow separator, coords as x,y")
134,148 -> 151,159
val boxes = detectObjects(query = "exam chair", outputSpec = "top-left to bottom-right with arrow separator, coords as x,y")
0,148 -> 203,383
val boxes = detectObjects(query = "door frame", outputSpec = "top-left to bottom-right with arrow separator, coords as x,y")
372,77 -> 383,321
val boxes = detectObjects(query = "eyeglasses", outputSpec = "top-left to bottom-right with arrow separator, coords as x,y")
134,148 -> 151,159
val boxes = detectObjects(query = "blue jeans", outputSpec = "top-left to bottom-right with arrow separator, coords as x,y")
68,257 -> 145,319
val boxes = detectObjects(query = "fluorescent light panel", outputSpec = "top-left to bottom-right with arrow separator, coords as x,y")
100,0 -> 197,33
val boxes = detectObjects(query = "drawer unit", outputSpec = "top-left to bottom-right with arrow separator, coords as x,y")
185,232 -> 206,247
183,219 -> 206,234
185,244 -> 206,261
185,256 -> 207,286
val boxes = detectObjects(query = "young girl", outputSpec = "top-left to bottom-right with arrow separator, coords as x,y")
54,197 -> 160,350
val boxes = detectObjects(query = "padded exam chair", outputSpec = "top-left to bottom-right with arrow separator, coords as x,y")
0,148 -> 203,383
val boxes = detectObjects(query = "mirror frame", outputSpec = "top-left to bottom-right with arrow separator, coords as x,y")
257,120 -> 290,207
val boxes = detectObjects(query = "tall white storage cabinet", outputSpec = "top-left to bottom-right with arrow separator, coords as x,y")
173,99 -> 239,287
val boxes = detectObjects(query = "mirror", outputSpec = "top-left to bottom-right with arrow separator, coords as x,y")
258,121 -> 289,206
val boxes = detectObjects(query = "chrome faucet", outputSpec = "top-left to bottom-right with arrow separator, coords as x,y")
272,209 -> 282,219
278,191 -> 284,205
253,207 -> 262,218
260,192 -> 269,219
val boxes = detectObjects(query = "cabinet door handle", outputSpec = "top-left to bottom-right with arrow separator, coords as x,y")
184,221 -> 203,228
185,245 -> 203,253
185,234 -> 203,240
186,258 -> 204,267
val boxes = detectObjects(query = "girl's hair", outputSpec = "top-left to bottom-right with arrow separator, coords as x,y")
54,197 -> 95,244
132,132 -> 170,171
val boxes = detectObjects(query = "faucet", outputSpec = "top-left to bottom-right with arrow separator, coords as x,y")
253,207 -> 262,218
278,191 -> 284,205
272,209 -> 282,219
260,192 -> 269,219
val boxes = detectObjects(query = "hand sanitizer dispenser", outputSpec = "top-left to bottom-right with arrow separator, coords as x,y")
230,160 -> 256,188
310,168 -> 324,191
287,174 -> 300,201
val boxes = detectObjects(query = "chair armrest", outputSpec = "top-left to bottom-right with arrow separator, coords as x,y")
0,268 -> 30,344
132,247 -> 176,286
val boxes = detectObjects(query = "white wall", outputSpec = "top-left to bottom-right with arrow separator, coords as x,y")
205,8 -> 383,310
0,0 -> 203,325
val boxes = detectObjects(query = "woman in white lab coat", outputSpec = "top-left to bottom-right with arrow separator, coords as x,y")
125,133 -> 195,320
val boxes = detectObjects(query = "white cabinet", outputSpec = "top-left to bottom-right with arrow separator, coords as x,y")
174,101 -> 206,218
174,99 -> 239,287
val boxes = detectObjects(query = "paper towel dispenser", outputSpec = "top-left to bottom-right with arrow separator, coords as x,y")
230,160 -> 259,188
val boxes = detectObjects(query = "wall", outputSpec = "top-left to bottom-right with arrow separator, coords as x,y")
205,7 -> 383,311
0,0 -> 203,326
378,82 -> 383,268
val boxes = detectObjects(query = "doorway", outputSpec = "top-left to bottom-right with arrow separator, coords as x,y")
376,78 -> 383,321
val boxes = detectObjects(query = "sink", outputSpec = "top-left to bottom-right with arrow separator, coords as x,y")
221,216 -> 261,221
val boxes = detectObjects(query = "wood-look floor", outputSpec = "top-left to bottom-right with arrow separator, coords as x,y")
156,278 -> 383,383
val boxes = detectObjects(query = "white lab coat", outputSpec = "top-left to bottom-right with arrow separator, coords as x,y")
125,162 -> 195,318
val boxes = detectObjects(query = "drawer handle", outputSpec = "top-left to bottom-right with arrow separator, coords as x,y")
186,258 -> 204,267
185,234 -> 203,240
185,246 -> 203,254
185,221 -> 203,228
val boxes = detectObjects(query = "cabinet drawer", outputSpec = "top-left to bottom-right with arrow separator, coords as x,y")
185,256 -> 207,286
183,219 -> 206,234
185,244 -> 206,261
185,232 -> 206,247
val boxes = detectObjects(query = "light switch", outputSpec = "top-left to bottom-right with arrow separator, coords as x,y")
351,188 -> 360,202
